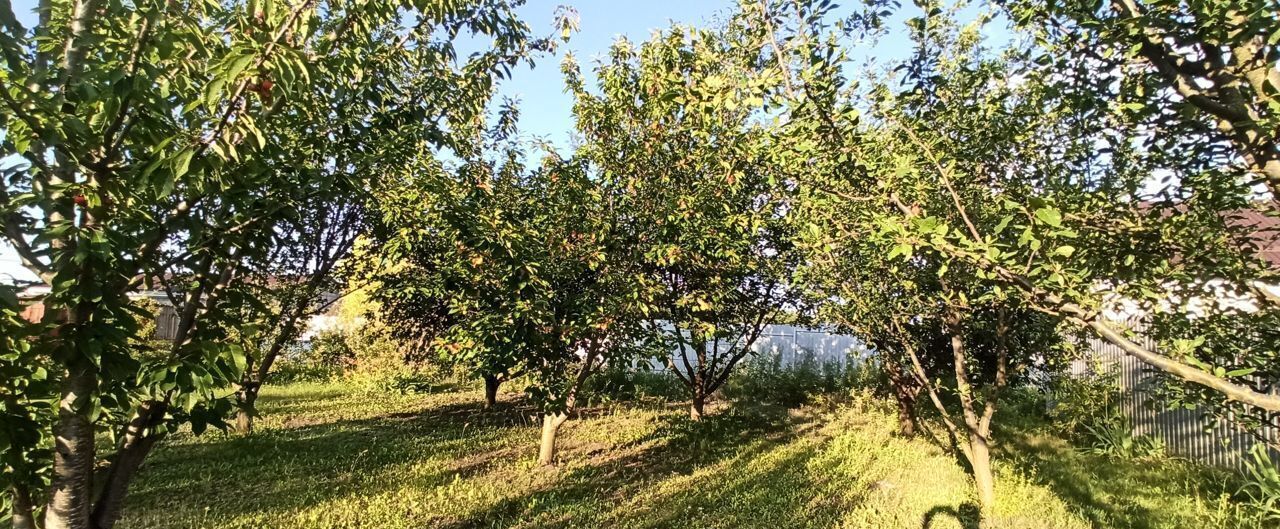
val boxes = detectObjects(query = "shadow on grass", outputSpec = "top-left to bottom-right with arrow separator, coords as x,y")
999,429 -> 1239,529
439,403 -> 850,529
125,398 -> 539,526
921,503 -> 980,529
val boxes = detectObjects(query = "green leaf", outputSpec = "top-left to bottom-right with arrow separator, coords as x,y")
1034,207 -> 1062,228
1224,368 -> 1257,377
171,148 -> 194,181
226,51 -> 256,84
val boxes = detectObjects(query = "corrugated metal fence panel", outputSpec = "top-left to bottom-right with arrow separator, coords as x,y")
1083,320 -> 1280,471
645,324 -> 870,374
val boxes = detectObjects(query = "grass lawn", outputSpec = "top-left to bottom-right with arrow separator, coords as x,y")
118,382 -> 1263,529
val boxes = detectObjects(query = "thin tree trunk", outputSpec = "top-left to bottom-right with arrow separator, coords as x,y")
894,393 -> 918,437
900,329 -> 964,453
944,310 -> 997,515
11,484 -> 37,529
537,413 -> 569,466
234,384 -> 258,434
883,355 -> 919,437
536,344 -> 600,466
689,392 -> 706,421
45,366 -> 97,529
40,1 -> 104,520
968,429 -> 996,512
235,407 -> 252,433
972,308 -> 1010,515
482,374 -> 500,409
234,307 -> 299,434
688,336 -> 708,421
90,401 -> 165,529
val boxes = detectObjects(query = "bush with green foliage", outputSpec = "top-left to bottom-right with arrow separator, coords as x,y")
1240,444 -> 1280,522
337,324 -> 444,395
724,352 -> 875,408
267,339 -> 344,384
1077,414 -> 1165,460
1046,368 -> 1165,460
583,365 -> 687,405
1046,366 -> 1122,434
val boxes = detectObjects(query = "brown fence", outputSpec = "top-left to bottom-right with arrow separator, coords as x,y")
1082,321 -> 1280,471
153,305 -> 181,341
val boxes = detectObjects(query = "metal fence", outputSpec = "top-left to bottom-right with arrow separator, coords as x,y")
1080,320 -> 1280,471
643,324 -> 872,374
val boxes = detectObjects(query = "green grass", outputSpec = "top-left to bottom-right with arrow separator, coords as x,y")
118,382 -> 1264,529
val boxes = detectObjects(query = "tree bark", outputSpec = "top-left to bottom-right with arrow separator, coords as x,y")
944,310 -> 998,516
45,367 -> 97,529
235,405 -> 253,434
234,383 -> 259,434
883,355 -> 919,436
894,392 -> 917,437
689,393 -> 706,421
11,484 -> 37,529
482,374 -> 501,410
90,401 -> 165,529
233,306 -> 299,434
968,428 -> 996,513
537,413 -> 569,466
535,344 -> 601,466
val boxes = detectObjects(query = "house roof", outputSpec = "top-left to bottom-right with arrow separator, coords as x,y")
1224,208 -> 1280,268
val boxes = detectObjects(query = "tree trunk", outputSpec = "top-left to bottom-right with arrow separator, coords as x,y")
537,413 -> 569,466
233,307 -> 297,434
234,384 -> 259,434
482,374 -> 500,410
883,356 -> 919,437
968,430 -> 996,514
894,395 -> 917,437
45,368 -> 97,529
11,485 -> 37,529
90,401 -> 165,529
235,408 -> 252,433
536,343 -> 602,466
689,393 -> 706,421
943,309 -> 998,518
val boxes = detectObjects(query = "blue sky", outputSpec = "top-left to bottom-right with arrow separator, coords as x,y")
0,1 -> 1005,284
474,1 -> 742,149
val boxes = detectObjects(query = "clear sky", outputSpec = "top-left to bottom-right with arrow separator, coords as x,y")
0,1 -> 1004,284
475,1 -> 743,149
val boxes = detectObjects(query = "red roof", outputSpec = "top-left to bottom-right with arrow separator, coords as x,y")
1224,208 -> 1280,268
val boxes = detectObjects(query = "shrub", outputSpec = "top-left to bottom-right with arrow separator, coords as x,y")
723,349 -> 868,408
269,326 -> 445,394
262,331 -> 348,384
1046,364 -> 1121,434
1043,363 -> 1167,460
308,330 -> 357,372
270,358 -> 340,384
1240,444 -> 1280,522
584,364 -> 686,405
1078,414 -> 1165,460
